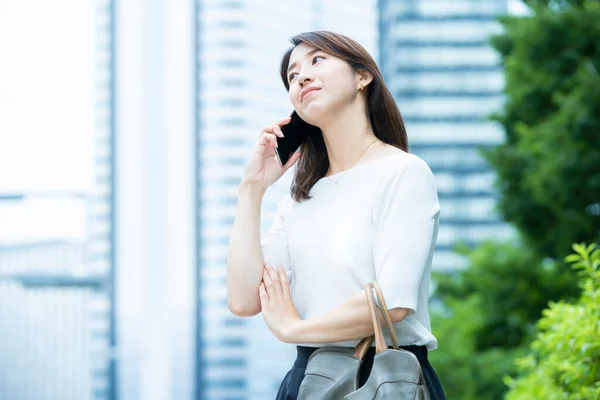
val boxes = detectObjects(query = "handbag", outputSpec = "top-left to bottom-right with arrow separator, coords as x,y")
297,282 -> 430,399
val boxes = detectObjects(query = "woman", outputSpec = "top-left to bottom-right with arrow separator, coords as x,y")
226,30 -> 446,399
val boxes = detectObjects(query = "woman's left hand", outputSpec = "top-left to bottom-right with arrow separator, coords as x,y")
259,261 -> 301,343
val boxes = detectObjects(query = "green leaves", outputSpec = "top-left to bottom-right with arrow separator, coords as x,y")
505,243 -> 600,399
486,1 -> 600,260
429,239 -> 579,399
431,2 -> 600,398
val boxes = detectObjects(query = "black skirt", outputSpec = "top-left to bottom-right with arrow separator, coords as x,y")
276,345 -> 446,400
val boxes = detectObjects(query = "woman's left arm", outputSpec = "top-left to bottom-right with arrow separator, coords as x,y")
260,262 -> 409,343
260,159 -> 440,344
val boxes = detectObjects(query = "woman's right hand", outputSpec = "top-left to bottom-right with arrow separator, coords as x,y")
241,116 -> 302,191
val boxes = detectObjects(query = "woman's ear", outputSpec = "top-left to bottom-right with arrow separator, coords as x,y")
357,70 -> 374,90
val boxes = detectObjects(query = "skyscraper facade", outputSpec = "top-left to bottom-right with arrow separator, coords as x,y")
86,0 -> 117,398
0,1 -> 115,399
378,0 -> 514,273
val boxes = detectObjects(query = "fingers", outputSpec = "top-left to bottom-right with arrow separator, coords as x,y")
255,116 -> 292,156
278,265 -> 291,297
259,126 -> 284,140
279,265 -> 290,287
259,123 -> 284,137
258,282 -> 269,308
273,125 -> 285,138
259,115 -> 291,139
262,265 -> 276,307
257,131 -> 279,150
264,262 -> 291,299
274,115 -> 292,127
263,262 -> 282,299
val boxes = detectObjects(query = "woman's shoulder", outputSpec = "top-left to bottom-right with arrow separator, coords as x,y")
370,147 -> 437,201
374,145 -> 432,176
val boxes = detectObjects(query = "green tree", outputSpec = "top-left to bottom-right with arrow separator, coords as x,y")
429,2 -> 600,398
505,243 -> 600,399
429,240 -> 577,399
485,0 -> 600,260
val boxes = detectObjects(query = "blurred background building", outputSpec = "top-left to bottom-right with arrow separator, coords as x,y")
0,0 -> 523,399
378,0 -> 514,272
0,0 -> 115,399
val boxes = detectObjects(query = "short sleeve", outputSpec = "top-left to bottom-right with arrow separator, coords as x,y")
261,193 -> 293,280
372,159 -> 441,316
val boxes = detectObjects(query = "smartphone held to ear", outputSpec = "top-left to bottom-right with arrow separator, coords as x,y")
275,111 -> 320,166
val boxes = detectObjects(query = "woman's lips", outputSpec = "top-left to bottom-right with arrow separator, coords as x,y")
302,88 -> 320,101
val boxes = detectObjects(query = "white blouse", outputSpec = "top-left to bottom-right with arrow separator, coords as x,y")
261,151 -> 441,350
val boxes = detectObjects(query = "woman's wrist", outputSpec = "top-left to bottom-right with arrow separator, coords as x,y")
282,319 -> 305,343
238,180 -> 266,200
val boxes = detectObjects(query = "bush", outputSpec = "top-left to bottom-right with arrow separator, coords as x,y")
505,242 -> 600,399
429,240 -> 578,399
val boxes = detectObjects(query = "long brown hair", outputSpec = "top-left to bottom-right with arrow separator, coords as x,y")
280,30 -> 408,202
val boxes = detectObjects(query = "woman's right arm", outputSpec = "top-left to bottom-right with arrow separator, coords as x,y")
226,116 -> 301,316
226,182 -> 267,316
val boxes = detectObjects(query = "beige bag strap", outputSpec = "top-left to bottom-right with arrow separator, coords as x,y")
366,282 -> 401,353
371,282 -> 400,350
353,281 -> 401,355
352,336 -> 374,360
365,282 -> 429,388
365,282 -> 387,353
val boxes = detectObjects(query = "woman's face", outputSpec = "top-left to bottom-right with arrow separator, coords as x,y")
286,43 -> 360,125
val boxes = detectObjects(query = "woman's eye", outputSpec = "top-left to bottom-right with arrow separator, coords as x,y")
288,56 -> 325,81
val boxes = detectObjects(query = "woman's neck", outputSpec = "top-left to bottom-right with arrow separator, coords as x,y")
320,108 -> 379,175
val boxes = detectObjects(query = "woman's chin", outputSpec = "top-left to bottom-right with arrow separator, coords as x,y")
299,103 -> 329,126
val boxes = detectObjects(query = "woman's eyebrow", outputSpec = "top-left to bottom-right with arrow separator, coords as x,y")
287,48 -> 321,76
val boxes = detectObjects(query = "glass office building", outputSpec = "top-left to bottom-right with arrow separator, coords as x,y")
0,1 -> 115,399
86,0 -> 117,398
0,241 -> 92,400
378,0 -> 515,272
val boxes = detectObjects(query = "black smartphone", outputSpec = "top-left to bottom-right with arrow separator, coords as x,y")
275,111 -> 320,166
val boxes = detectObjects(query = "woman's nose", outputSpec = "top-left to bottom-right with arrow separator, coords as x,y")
297,71 -> 314,86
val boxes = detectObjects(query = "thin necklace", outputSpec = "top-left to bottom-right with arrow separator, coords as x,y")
326,138 -> 379,184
